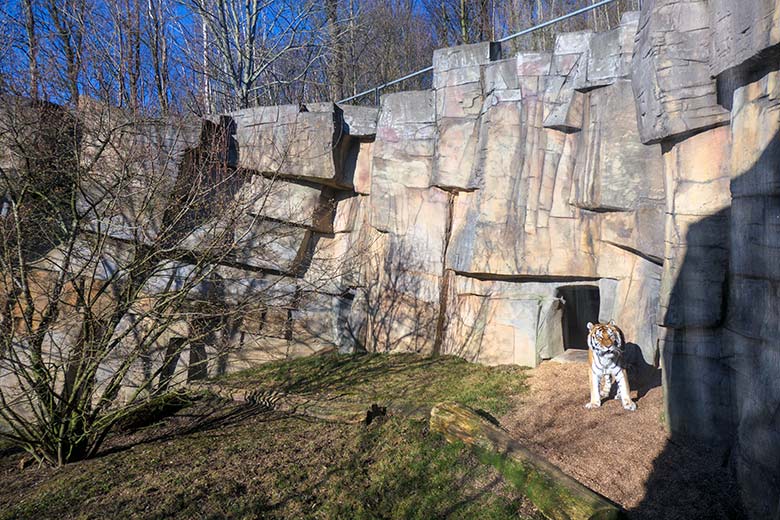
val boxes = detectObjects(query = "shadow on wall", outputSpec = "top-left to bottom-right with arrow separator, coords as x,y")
631,129 -> 780,517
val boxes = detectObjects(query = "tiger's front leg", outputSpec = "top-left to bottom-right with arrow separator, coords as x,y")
585,363 -> 602,409
615,368 -> 636,411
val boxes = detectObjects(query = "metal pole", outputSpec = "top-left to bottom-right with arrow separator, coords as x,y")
336,0 -> 620,104
374,86 -> 380,106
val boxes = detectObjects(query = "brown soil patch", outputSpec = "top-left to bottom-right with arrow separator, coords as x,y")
501,360 -> 745,520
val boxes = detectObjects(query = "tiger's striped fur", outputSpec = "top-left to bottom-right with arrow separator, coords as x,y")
585,321 -> 636,411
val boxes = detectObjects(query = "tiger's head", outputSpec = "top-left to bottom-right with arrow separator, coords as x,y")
587,320 -> 623,355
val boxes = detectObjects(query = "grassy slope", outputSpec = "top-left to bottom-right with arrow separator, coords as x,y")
0,353 -> 537,520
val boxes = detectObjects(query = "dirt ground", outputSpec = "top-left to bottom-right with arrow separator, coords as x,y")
501,360 -> 746,520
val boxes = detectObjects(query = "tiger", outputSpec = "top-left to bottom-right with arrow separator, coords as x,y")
584,320 -> 636,412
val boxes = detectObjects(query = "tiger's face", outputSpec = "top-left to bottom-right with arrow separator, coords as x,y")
587,321 -> 623,355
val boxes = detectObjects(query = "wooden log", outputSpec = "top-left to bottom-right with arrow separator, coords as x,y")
430,402 -> 626,520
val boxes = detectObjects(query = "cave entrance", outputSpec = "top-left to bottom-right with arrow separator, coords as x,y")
556,285 -> 600,350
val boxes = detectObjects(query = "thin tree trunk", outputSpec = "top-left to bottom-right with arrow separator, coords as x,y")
326,0 -> 343,101
459,0 -> 468,43
201,14 -> 211,113
22,0 -> 39,98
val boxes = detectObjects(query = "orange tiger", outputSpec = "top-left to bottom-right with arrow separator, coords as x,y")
585,321 -> 636,411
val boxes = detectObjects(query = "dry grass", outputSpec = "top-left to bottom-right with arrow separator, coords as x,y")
0,353 -> 539,520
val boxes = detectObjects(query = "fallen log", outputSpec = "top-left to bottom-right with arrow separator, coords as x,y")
429,402 -> 626,520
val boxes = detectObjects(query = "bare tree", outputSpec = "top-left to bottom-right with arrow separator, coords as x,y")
0,94 -> 329,465
186,0 -> 327,110
44,0 -> 88,106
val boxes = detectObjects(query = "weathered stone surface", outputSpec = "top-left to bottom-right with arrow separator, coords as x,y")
373,91 -> 436,191
233,104 -> 348,187
631,0 -> 730,144
77,111 -> 202,243
598,207 -> 665,262
543,81 -> 585,132
361,180 -> 449,353
658,125 -> 732,329
443,277 -> 567,366
659,211 -> 730,328
433,42 -> 500,89
446,84 -> 597,277
293,291 -> 355,351
660,327 -> 735,439
432,43 -> 499,190
554,31 -> 593,55
599,245 -> 663,364
239,175 -> 333,232
726,74 -> 780,520
573,12 -> 638,90
729,70 -> 780,198
432,117 -> 480,189
709,0 -> 780,77
543,33 -> 591,132
659,67 -> 780,520
337,104 -> 379,137
351,141 -> 374,195
232,218 -> 309,272
572,80 -> 665,212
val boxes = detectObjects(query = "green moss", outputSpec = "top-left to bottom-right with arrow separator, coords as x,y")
474,447 -> 625,520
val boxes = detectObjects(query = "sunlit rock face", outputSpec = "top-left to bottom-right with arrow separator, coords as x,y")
631,0 -> 730,144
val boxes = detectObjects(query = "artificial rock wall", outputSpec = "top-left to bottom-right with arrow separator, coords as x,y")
211,2 -> 780,514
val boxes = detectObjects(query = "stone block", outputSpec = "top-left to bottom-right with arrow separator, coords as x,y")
432,117 -> 480,189
709,0 -> 780,77
373,91 -> 436,190
233,104 -> 348,187
729,70 -> 780,198
293,292 -> 355,351
483,58 -> 521,92
631,0 -> 729,144
730,195 -> 780,282
337,104 -> 379,137
433,42 -> 500,89
660,327 -> 737,441
662,125 -> 732,216
443,277 -> 566,367
351,141 -> 374,195
599,206 -> 665,262
573,14 -> 638,90
554,31 -> 593,55
239,175 -> 333,232
231,217 -> 309,272
572,80 -> 665,212
516,52 -> 552,77
659,212 -> 730,328
543,76 -> 585,132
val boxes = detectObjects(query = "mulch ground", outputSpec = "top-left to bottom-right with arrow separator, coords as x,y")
500,360 -> 746,520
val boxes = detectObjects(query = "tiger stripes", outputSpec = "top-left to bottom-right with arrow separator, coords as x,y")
585,321 -> 636,412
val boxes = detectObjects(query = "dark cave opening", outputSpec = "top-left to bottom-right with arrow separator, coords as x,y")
556,285 -> 600,350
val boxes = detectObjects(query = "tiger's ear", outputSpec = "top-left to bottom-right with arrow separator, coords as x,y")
608,320 -> 615,326
587,322 -> 594,331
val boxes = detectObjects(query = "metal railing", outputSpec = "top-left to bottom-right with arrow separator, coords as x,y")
337,0 -> 621,105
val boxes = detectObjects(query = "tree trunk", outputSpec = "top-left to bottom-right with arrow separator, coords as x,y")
326,0 -> 343,101
22,0 -> 39,98
430,402 -> 626,520
459,0 -> 468,43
